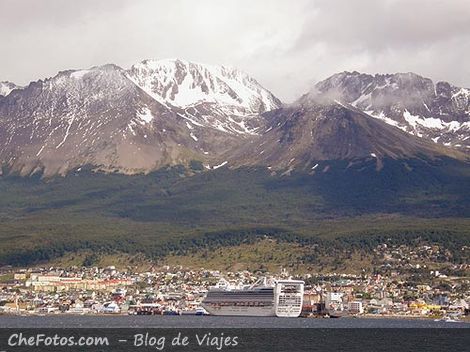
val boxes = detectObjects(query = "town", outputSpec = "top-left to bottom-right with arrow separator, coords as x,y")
0,242 -> 468,321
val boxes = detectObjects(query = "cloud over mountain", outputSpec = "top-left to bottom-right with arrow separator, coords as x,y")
0,0 -> 468,102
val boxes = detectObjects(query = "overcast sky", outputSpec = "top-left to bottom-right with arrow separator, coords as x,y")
1,0 -> 469,102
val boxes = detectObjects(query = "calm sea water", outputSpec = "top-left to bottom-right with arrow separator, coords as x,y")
0,315 -> 468,328
0,316 -> 468,351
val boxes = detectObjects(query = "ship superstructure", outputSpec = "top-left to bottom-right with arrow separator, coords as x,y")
274,280 -> 304,317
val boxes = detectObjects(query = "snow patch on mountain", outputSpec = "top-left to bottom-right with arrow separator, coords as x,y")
452,88 -> 470,100
402,110 -> 470,136
212,161 -> 228,169
137,107 -> 154,124
367,108 -> 470,139
365,110 -> 407,132
71,70 -> 90,79
404,111 -> 432,129
0,81 -> 21,96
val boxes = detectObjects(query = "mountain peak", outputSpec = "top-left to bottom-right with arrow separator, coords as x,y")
225,99 -> 466,172
127,58 -> 281,113
311,71 -> 470,152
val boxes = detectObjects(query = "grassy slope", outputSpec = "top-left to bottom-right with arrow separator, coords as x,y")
161,238 -> 375,274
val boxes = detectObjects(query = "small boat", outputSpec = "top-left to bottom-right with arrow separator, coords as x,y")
102,301 -> 120,314
180,307 -> 208,316
434,316 -> 461,323
328,310 -> 350,318
195,307 -> 208,316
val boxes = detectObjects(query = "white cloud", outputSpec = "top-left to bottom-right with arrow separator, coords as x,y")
0,0 -> 468,102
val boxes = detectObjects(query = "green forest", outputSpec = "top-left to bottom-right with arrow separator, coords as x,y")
0,157 -> 469,267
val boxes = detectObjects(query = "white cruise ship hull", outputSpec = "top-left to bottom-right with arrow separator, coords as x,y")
202,304 -> 275,317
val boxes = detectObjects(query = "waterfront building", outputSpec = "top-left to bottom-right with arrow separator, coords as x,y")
348,301 -> 364,314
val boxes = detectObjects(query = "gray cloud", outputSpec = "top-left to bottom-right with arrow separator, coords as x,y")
0,0 -> 468,102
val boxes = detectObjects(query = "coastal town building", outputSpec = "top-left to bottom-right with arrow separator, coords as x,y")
0,258 -> 468,321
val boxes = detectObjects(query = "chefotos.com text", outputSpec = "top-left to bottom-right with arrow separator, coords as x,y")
8,333 -> 109,347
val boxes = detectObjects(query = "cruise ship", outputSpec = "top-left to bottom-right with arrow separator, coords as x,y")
201,278 -> 304,317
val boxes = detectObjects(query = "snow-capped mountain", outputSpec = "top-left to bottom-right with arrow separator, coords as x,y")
0,60 -> 280,176
1,61 -> 468,178
0,64 -> 176,176
223,72 -> 469,172
126,59 -> 281,135
310,72 -> 470,151
225,98 -> 465,172
0,81 -> 21,97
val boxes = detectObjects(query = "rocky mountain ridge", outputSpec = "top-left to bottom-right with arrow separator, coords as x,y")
310,71 -> 470,151
0,60 -> 281,176
0,62 -> 468,177
126,59 -> 282,135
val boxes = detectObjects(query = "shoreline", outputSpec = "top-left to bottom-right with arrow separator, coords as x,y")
1,312 -> 468,323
